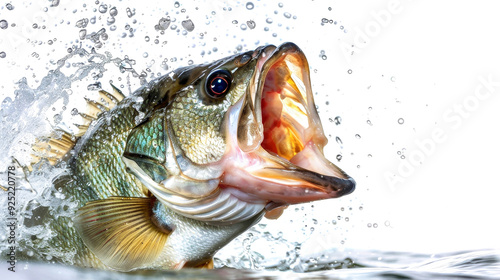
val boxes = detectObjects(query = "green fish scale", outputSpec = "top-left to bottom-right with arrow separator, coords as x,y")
63,102 -> 147,206
126,109 -> 166,163
168,88 -> 229,164
46,102 -> 150,267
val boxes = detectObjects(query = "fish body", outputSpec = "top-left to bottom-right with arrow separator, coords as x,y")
28,43 -> 355,271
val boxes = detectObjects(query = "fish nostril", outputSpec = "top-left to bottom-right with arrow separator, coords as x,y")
239,54 -> 251,65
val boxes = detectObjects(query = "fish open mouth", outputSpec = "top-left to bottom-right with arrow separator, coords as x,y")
222,43 -> 355,206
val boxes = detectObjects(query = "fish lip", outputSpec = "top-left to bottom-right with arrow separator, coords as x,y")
226,42 -> 356,204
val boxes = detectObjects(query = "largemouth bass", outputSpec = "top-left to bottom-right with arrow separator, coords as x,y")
25,42 -> 355,271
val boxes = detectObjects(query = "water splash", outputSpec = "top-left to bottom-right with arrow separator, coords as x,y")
0,45 -> 150,263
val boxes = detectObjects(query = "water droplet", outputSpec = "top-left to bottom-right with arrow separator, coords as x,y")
232,20 -> 238,24
373,223 -> 378,228
174,1 -> 180,8
247,20 -> 256,29
181,19 -> 195,32
107,16 -> 115,24
345,217 -> 349,222
355,134 -> 361,139
266,18 -> 273,24
87,82 -> 102,91
32,23 -> 38,29
385,220 -> 391,227
278,2 -> 284,8
98,4 -> 108,13
367,119 -> 372,126
53,113 -> 63,124
0,52 -> 6,58
284,12 -> 291,19
391,76 -> 396,82
6,3 -> 13,10
76,18 -> 89,28
333,116 -> 342,125
48,40 -> 53,45
240,24 -> 247,30
335,136 -> 343,145
321,55 -> 327,60
109,7 -> 118,16
347,69 -> 353,74
144,36 -> 150,42
398,118 -> 404,124
71,108 -> 79,115
367,223 -> 372,228
246,2 -> 254,10
157,17 -> 171,30
27,251 -> 34,257
336,154 -> 342,161
143,52 -> 148,58
359,206 -> 363,211
126,7 -> 135,18
0,20 -> 7,29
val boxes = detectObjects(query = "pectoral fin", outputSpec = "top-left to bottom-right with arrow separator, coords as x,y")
74,197 -> 171,271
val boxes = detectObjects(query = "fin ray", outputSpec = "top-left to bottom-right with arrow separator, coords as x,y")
31,129 -> 76,167
74,197 -> 171,271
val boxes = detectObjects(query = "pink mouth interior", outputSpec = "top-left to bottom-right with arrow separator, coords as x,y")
260,63 -> 306,162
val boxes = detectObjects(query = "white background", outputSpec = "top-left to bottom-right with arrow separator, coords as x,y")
1,0 -> 499,256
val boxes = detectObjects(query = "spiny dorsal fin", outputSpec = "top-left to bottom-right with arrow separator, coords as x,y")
74,197 -> 171,271
111,83 -> 126,102
31,129 -> 76,167
76,84 -> 125,137
28,84 -> 125,167
84,97 -> 110,118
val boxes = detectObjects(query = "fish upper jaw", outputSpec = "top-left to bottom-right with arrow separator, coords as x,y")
221,42 -> 356,205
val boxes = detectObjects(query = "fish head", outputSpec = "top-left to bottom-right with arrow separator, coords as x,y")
123,43 -> 355,225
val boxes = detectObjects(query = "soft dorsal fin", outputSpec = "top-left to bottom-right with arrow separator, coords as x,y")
31,129 -> 76,167
73,196 -> 171,271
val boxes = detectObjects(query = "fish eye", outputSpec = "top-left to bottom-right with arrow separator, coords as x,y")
205,69 -> 232,98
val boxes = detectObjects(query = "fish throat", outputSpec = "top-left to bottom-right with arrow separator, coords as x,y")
260,56 -> 310,161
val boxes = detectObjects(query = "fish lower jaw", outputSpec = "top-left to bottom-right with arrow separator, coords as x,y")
219,130 -> 355,205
